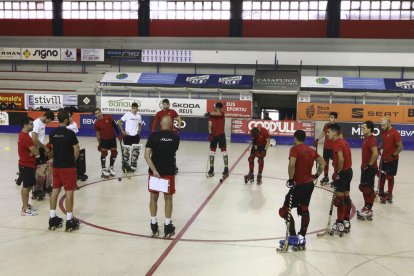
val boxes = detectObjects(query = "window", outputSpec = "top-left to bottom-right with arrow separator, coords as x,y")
62,1 -> 139,19
0,1 -> 52,19
341,0 -> 414,20
151,1 -> 230,20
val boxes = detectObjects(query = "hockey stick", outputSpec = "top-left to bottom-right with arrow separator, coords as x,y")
314,145 -> 320,186
277,190 -> 293,252
317,184 -> 337,237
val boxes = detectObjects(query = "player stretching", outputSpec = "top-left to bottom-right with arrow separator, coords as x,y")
314,112 -> 338,185
379,117 -> 403,204
244,126 -> 270,185
93,108 -> 122,178
327,124 -> 353,236
357,121 -> 378,220
278,130 -> 325,250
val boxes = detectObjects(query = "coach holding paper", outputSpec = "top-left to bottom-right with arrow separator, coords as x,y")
145,116 -> 180,238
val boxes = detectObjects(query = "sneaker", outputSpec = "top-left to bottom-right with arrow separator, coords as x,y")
101,168 -> 110,177
108,166 -> 115,176
21,207 -> 38,216
28,205 -> 38,211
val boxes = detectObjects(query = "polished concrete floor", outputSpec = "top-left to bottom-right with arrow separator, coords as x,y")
1,133 -> 413,276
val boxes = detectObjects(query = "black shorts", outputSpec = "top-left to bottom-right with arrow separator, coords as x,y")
333,168 -> 353,192
123,134 -> 141,146
100,138 -> 117,150
360,167 -> 376,187
283,182 -> 314,208
323,148 -> 333,160
18,166 -> 36,188
210,133 -> 226,149
380,159 -> 399,176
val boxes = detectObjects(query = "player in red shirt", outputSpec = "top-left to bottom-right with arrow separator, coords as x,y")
18,117 -> 40,216
314,112 -> 338,185
278,130 -> 325,249
243,126 -> 270,185
93,108 -> 122,178
327,123 -> 353,236
357,120 -> 378,221
379,117 -> 403,204
206,102 -> 229,178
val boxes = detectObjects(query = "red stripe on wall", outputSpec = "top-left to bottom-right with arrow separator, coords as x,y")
0,20 -> 53,36
243,20 -> 327,38
63,20 -> 138,36
341,20 -> 414,39
150,20 -> 229,37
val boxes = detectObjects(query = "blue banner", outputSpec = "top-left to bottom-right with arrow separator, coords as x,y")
138,73 -> 178,85
342,77 -> 385,90
384,78 -> 414,92
175,74 -> 253,88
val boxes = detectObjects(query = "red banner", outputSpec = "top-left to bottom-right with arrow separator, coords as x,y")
27,111 -> 80,128
0,93 -> 25,109
207,100 -> 252,118
231,119 -> 315,137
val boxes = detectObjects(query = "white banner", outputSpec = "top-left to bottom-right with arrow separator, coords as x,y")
25,94 -> 64,110
100,97 -> 207,116
301,76 -> 344,88
100,72 -> 142,84
61,48 -> 77,61
0,111 -> 9,126
81,49 -> 104,62
0,47 -> 21,60
21,48 -> 61,61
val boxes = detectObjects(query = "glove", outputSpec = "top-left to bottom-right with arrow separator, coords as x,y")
204,112 -> 210,117
385,154 -> 396,163
97,145 -> 101,152
362,164 -> 372,171
312,173 -> 320,180
117,134 -> 123,141
313,139 -> 319,147
256,150 -> 266,159
332,172 -> 340,181
286,179 -> 296,189
35,156 -> 44,165
208,134 -> 214,142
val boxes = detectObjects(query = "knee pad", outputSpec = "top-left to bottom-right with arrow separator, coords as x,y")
334,197 -> 345,207
359,184 -> 374,195
258,158 -> 264,165
278,207 -> 289,219
386,174 -> 394,181
248,155 -> 255,163
100,149 -> 108,157
110,148 -> 118,157
209,151 -> 216,157
297,205 -> 309,217
210,148 -> 217,152
220,147 -> 227,152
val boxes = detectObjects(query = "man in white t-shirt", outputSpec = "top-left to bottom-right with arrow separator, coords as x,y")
118,102 -> 142,145
30,110 -> 54,161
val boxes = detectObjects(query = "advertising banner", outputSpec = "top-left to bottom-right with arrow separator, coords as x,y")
63,95 -> 78,108
206,99 -> 252,118
100,72 -> 142,84
253,70 -> 300,91
138,73 -> 178,85
384,78 -> 414,91
21,48 -> 61,61
0,111 -> 9,125
60,48 -> 77,61
301,76 -> 343,88
0,93 -> 25,109
0,47 -> 21,60
343,77 -> 386,90
77,95 -> 96,112
81,49 -> 104,62
339,122 -> 414,143
25,94 -> 63,110
142,49 -> 192,63
231,119 -> 315,137
297,102 -> 414,124
104,49 -> 142,61
175,74 -> 253,88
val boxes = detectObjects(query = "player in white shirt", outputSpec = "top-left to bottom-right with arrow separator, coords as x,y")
30,110 -> 54,161
118,102 -> 142,145
66,114 -> 79,134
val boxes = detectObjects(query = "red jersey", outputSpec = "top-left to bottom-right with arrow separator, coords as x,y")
151,109 -> 179,132
254,126 -> 270,146
361,135 -> 378,168
94,114 -> 116,140
209,111 -> 225,136
381,127 -> 401,159
18,131 -> 35,168
323,123 -> 334,149
289,144 -> 319,185
332,138 -> 352,171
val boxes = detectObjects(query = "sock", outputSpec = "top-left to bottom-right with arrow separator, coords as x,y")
324,159 -> 329,176
101,157 -> 106,168
336,196 -> 345,220
50,210 -> 56,218
67,212 -> 73,220
165,218 -> 171,225
344,196 -> 351,221
387,176 -> 394,194
110,156 -> 116,167
209,153 -> 215,167
223,153 -> 228,167
151,217 -> 157,224
379,174 -> 386,193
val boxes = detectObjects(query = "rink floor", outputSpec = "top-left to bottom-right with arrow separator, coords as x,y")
1,133 -> 413,276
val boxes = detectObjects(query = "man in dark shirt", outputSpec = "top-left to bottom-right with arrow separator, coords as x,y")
145,116 -> 180,238
48,109 -> 80,232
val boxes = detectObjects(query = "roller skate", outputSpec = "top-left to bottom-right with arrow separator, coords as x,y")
108,166 -> 116,177
77,173 -> 88,182
45,186 -> 53,196
175,167 -> 179,175
32,190 -> 46,201
256,173 -> 262,185
357,206 -> 373,221
48,216 -> 63,230
380,192 -> 392,204
207,166 -> 215,177
150,222 -> 159,237
101,168 -> 110,178
328,221 -> 345,237
292,235 -> 306,251
344,220 -> 351,233
220,167 -> 229,183
130,165 -> 137,172
244,172 -> 254,184
65,218 -> 80,232
320,175 -> 329,186
164,222 -> 175,238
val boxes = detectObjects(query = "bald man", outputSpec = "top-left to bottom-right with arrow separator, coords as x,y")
145,116 -> 180,238
379,118 -> 403,204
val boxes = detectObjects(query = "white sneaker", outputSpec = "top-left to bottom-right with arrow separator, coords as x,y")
21,207 -> 38,216
108,166 -> 115,176
28,205 -> 38,211
101,168 -> 110,177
